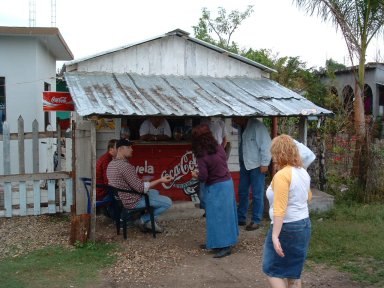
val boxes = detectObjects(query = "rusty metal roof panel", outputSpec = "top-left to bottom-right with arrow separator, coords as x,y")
64,72 -> 333,117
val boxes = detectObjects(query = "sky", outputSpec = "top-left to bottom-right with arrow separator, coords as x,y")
1,0 -> 383,70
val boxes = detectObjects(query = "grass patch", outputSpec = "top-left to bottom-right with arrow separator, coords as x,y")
0,242 -> 117,288
309,203 -> 384,286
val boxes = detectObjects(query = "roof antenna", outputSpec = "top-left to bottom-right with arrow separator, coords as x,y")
29,0 -> 36,27
51,0 -> 56,27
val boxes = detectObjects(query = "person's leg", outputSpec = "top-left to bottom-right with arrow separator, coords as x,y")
237,161 -> 250,223
267,277 -> 287,288
287,279 -> 301,288
249,167 -> 265,224
139,189 -> 172,223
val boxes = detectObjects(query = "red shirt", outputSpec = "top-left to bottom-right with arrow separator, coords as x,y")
96,151 -> 113,200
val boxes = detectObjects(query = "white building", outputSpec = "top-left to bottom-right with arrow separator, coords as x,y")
0,26 -> 73,173
0,26 -> 73,132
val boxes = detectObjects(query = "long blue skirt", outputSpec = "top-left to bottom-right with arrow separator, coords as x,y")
205,178 -> 239,249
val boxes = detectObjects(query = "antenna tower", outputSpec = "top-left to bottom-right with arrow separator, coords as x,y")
51,0 -> 57,27
29,0 -> 36,27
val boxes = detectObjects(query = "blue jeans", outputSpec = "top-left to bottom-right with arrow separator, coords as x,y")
237,161 -> 265,224
135,189 -> 172,223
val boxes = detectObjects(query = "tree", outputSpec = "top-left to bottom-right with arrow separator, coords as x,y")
294,0 -> 384,188
242,48 -> 276,69
193,6 -> 254,53
325,58 -> 346,72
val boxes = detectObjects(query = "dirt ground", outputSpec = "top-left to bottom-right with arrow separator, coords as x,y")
93,214 -> 365,288
0,213 -> 365,288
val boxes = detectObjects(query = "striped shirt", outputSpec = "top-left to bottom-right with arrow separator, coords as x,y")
106,158 -> 145,208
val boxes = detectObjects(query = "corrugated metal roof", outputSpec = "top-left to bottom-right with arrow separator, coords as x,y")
64,71 -> 333,117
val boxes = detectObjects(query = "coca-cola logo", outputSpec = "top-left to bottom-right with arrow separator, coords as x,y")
51,97 -> 70,104
161,151 -> 198,190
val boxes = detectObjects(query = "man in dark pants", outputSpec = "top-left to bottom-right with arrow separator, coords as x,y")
233,117 -> 271,231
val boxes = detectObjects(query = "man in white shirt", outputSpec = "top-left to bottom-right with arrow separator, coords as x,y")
139,117 -> 172,141
201,117 -> 228,148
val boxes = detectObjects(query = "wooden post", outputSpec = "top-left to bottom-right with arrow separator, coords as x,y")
65,136 -> 73,212
32,120 -> 40,215
271,117 -> 278,176
3,121 -> 12,217
57,124 -> 63,212
69,212 -> 91,245
18,116 -> 27,215
90,121 -> 97,241
46,124 -> 55,214
272,116 -> 278,139
298,116 -> 308,145
70,117 -> 92,244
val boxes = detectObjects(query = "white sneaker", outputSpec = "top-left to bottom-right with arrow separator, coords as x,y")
145,221 -> 164,233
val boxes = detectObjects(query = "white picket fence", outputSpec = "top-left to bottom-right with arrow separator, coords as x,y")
0,116 -> 73,217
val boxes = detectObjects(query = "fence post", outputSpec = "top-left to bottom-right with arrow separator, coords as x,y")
56,124 -> 63,212
18,116 -> 27,215
46,124 -> 56,214
90,121 -> 97,241
3,121 -> 12,217
65,137 -> 73,212
32,120 -> 41,215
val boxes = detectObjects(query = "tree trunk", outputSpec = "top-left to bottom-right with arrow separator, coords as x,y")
352,57 -> 368,188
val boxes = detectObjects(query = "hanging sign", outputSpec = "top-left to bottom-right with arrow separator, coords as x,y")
43,92 -> 74,111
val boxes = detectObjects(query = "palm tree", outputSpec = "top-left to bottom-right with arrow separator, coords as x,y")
293,0 -> 384,188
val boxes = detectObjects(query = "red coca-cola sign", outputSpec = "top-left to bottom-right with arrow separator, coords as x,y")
43,92 -> 74,111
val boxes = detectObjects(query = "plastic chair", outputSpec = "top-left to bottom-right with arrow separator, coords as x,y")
108,185 -> 156,239
80,177 -> 112,214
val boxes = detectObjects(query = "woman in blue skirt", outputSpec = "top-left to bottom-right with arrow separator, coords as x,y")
191,124 -> 239,258
263,134 -> 312,288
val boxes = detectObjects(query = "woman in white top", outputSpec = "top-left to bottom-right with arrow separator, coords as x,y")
262,134 -> 312,288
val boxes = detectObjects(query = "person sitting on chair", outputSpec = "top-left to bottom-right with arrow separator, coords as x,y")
139,117 -> 172,141
106,139 -> 173,233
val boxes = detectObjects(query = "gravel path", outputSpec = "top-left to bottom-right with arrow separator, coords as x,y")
0,214 -> 364,287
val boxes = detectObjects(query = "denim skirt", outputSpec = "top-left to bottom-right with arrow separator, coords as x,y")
262,218 -> 311,279
205,179 -> 239,250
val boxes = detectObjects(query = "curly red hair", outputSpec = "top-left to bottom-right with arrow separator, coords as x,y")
271,134 -> 303,168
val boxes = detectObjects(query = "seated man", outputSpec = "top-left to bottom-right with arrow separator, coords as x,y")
96,139 -> 117,202
139,117 -> 172,141
106,139 -> 173,233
